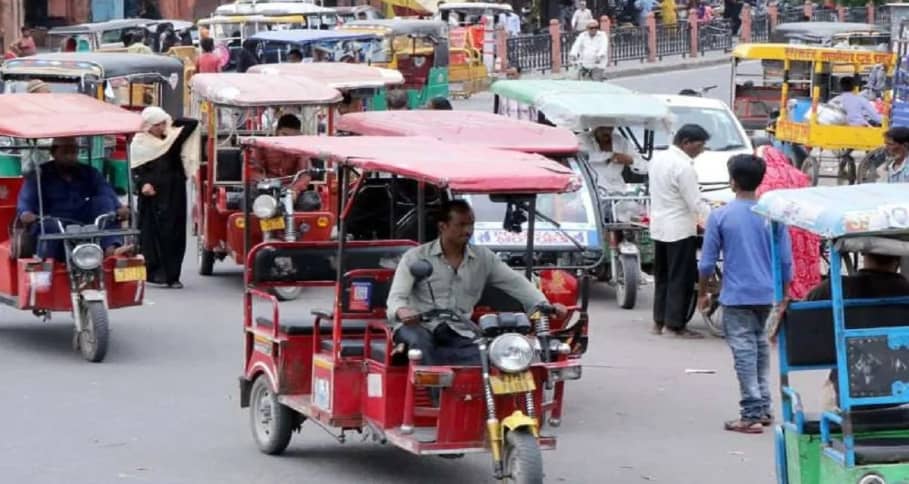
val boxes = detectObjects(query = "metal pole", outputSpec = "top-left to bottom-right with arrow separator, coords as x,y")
524,197 -> 536,280
417,181 -> 425,243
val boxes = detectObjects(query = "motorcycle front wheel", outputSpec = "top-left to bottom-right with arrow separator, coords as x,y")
503,429 -> 543,484
77,300 -> 109,363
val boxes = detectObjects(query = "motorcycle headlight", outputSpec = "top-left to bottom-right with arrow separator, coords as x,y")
72,243 -> 104,270
252,194 -> 278,219
488,334 -> 534,373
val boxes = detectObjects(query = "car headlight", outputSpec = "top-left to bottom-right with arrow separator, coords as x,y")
72,243 -> 104,270
252,194 -> 278,219
488,334 -> 534,373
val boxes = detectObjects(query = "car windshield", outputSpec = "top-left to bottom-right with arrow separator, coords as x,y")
653,106 -> 747,152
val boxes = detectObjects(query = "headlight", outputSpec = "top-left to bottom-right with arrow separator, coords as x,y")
252,194 -> 278,219
72,244 -> 103,270
488,334 -> 534,373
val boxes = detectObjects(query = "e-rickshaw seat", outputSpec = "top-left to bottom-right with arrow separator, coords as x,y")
255,316 -> 370,336
800,406 -> 909,434
832,435 -> 909,465
216,148 -> 243,183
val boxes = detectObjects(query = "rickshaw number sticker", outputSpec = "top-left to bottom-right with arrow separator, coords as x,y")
314,378 -> 331,411
367,373 -> 383,398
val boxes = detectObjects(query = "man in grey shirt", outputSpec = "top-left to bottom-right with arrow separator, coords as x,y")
387,199 -> 567,365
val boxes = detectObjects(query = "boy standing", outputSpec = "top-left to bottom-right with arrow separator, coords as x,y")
697,154 -> 792,434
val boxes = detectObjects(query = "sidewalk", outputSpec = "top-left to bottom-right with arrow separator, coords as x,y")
513,50 -> 732,81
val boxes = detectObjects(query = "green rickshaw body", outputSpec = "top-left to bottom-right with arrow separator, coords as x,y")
0,52 -> 184,191
339,19 -> 449,109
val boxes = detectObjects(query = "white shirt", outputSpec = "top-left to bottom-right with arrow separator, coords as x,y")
506,12 -> 522,36
648,145 -> 702,242
571,8 -> 594,31
581,133 -> 646,192
569,31 -> 609,70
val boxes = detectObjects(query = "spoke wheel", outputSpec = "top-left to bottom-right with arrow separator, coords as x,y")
78,300 -> 109,363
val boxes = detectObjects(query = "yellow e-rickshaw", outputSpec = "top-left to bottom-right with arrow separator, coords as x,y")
735,44 -> 896,185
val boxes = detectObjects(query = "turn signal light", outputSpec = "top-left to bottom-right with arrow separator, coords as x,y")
413,370 -> 454,387
316,216 -> 330,228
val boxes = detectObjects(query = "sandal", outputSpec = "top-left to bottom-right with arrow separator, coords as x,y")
724,419 -> 763,434
667,328 -> 704,339
760,414 -> 774,427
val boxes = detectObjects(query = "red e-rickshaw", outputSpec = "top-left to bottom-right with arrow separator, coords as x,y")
190,73 -> 342,281
0,94 -> 147,362
239,136 -> 585,483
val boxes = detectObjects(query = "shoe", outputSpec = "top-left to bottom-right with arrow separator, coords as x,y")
146,280 -> 168,287
167,281 -> 184,289
724,419 -> 763,434
667,328 -> 704,339
651,323 -> 664,335
760,414 -> 774,427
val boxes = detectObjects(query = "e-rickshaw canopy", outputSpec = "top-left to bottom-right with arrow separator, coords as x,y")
190,73 -> 342,106
242,135 -> 579,194
490,80 -> 631,105
341,19 -> 448,37
0,93 -> 142,138
533,92 -> 674,132
732,42 -> 896,65
48,18 -> 154,36
338,110 -> 578,155
248,63 -> 404,90
754,184 -> 909,239
771,21 -> 886,44
0,52 -> 184,80
248,29 -> 380,45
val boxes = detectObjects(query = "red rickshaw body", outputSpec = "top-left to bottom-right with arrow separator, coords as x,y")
0,94 -> 146,313
189,73 -> 342,270
240,136 -> 582,463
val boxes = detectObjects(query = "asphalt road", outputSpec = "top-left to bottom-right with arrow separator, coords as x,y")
0,63 -> 818,484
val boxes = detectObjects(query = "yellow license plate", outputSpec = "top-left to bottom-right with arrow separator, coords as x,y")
114,266 -> 146,283
260,217 -> 285,231
490,372 -> 535,395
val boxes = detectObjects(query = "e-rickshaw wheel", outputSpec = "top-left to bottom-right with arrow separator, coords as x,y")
856,148 -> 887,184
502,430 -> 543,484
77,300 -> 109,363
614,253 -> 639,310
249,374 -> 295,455
197,238 -> 215,276
271,286 -> 303,301
800,156 -> 820,186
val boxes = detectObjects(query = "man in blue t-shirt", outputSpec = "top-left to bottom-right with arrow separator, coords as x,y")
697,154 -> 793,434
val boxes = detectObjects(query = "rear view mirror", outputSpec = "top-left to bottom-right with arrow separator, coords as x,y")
409,259 -> 433,281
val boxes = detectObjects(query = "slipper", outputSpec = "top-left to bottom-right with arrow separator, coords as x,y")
760,414 -> 774,427
667,328 -> 704,339
724,419 -> 763,434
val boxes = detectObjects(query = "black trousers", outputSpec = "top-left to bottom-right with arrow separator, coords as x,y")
653,237 -> 698,330
394,323 -> 481,366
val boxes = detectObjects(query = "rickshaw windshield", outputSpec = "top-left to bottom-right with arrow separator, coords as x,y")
652,107 -> 747,151
391,35 -> 436,52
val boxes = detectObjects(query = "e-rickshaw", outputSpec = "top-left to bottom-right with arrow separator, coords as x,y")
337,109 -> 599,315
190,73 -> 342,284
238,135 -> 585,482
339,19 -> 449,108
756,184 -> 909,484
0,94 -> 147,362
46,18 -> 154,52
770,22 -> 890,49
246,29 -> 385,64
199,8 -> 339,46
0,53 -> 185,194
490,80 -> 675,309
248,62 -> 404,112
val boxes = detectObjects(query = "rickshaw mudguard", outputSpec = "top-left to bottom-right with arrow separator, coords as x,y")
501,410 -> 539,438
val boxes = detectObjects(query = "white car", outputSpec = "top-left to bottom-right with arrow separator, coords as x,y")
652,95 -> 753,203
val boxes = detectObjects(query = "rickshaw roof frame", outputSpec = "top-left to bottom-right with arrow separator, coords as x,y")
248,29 -> 380,43
533,92 -> 674,132
190,73 -> 342,106
1,52 -> 184,80
754,184 -> 909,240
341,19 -> 448,36
248,63 -> 404,90
48,18 -> 156,35
241,135 -> 580,194
438,2 -> 513,11
732,42 -> 897,65
0,93 -> 143,138
772,21 -> 885,39
338,111 -> 579,155
490,80 -> 632,105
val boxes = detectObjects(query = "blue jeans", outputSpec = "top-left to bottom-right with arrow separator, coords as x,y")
723,306 -> 772,420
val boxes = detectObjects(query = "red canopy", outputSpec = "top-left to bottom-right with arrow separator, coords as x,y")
243,136 -> 579,194
0,93 -> 143,139
190,73 -> 342,106
337,111 -> 579,155
247,63 -> 404,90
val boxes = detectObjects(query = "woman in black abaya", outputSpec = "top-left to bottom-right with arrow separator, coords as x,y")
130,107 -> 200,288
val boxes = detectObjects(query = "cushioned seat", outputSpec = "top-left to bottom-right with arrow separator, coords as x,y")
254,317 -> 369,336
320,338 -> 365,357
832,436 -> 909,465
800,406 -> 909,435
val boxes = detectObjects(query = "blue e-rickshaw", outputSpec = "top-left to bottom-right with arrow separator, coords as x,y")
757,183 -> 909,484
247,29 -> 385,64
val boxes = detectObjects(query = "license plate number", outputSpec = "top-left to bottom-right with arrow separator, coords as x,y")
260,217 -> 285,231
490,372 -> 535,395
114,266 -> 146,283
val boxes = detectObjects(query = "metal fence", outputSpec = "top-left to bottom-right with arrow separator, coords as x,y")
560,30 -> 579,67
752,13 -> 770,42
655,21 -> 690,60
610,25 -> 648,64
845,6 -> 869,23
699,18 -> 732,54
876,5 -> 892,29
780,6 -> 807,23
507,33 -> 552,72
811,7 -> 838,22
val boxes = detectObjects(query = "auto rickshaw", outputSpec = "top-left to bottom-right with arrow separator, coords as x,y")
0,52 -> 185,194
248,62 -> 404,111
337,110 -> 599,316
490,80 -> 676,309
338,19 -> 449,108
755,183 -> 909,484
246,29 -> 385,64
190,73 -> 342,284
47,18 -> 155,52
770,22 -> 889,49
238,135 -> 585,482
0,94 -> 147,362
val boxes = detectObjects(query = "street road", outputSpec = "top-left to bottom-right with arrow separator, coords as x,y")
0,63 -> 819,484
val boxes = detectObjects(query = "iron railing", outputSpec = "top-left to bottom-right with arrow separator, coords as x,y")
752,13 -> 770,42
876,5 -> 891,29
560,30 -> 579,67
812,7 -> 838,22
845,6 -> 869,23
610,25 -> 648,64
506,33 -> 552,72
655,21 -> 690,60
699,18 -> 732,54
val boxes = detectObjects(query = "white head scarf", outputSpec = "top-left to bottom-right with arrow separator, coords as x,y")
131,107 -> 200,177
140,106 -> 172,132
